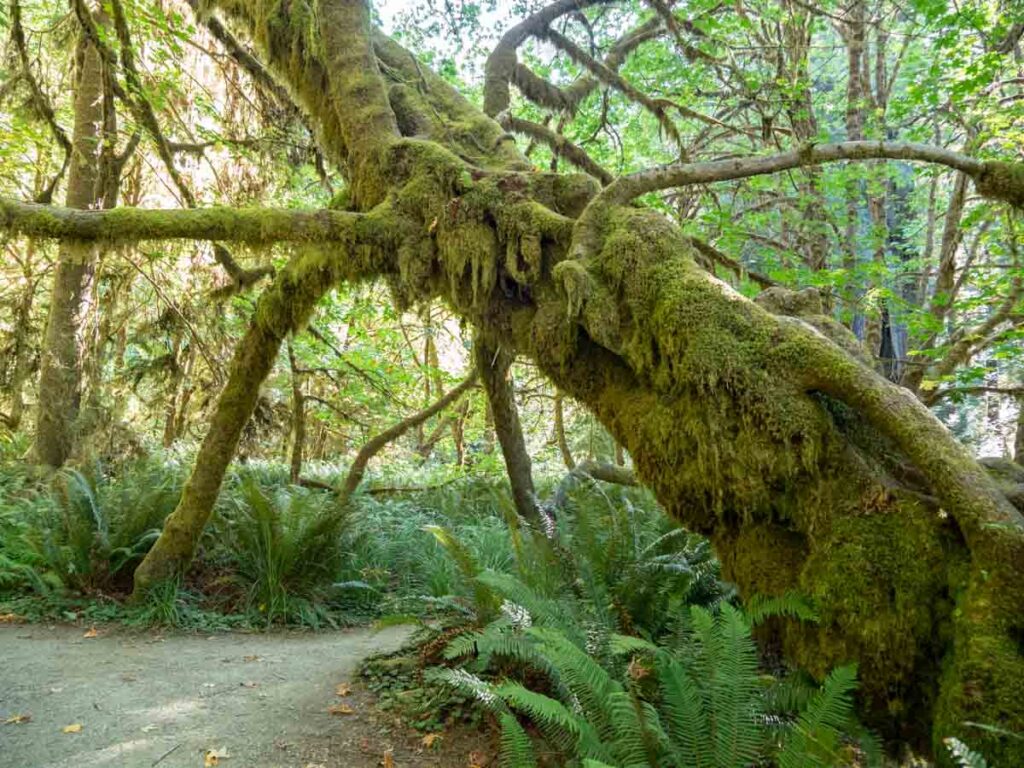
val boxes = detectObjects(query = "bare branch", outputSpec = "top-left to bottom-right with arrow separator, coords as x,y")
340,370 -> 479,498
11,0 -> 72,203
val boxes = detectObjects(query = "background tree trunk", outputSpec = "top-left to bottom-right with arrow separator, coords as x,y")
32,32 -> 106,467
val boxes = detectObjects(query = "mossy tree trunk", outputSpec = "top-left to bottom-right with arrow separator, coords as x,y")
10,0 -> 1024,759
32,32 -> 107,468
287,340 -> 305,484
474,336 -> 540,524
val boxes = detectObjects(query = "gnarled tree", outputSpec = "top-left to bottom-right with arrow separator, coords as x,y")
4,0 -> 1024,761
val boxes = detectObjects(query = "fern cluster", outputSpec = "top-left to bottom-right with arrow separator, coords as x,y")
216,476 -> 352,626
0,458 -> 183,593
440,595 -> 877,768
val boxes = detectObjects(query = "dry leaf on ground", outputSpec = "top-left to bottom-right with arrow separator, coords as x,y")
204,747 -> 230,766
82,627 -> 99,638
242,655 -> 261,663
421,732 -> 443,748
328,703 -> 355,716
382,749 -> 395,768
0,613 -> 20,623
61,723 -> 83,734
4,714 -> 31,725
334,682 -> 351,697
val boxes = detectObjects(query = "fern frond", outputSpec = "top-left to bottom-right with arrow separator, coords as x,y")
657,652 -> 712,768
943,738 -> 990,768
745,591 -> 819,626
498,712 -> 538,768
777,664 -> 858,768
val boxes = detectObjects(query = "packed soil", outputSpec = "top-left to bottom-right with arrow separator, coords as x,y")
0,622 -> 494,768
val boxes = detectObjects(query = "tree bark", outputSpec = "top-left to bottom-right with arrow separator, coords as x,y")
553,391 -> 575,470
32,31 -> 106,467
474,336 -> 540,524
287,340 -> 305,484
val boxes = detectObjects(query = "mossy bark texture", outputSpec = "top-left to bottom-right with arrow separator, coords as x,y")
123,0 -> 1024,759
474,336 -> 541,524
32,35 -> 105,468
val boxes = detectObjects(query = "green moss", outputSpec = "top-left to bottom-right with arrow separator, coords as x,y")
974,161 -> 1024,210
932,529 -> 1024,765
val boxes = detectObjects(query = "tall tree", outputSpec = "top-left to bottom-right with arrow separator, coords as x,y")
30,12 -> 109,467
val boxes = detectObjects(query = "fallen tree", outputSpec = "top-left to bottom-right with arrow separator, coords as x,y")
5,0 -> 1024,761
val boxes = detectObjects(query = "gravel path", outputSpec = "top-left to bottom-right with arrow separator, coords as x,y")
0,623 -> 415,768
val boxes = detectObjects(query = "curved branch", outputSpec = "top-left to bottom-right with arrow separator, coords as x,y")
507,16 -> 662,116
340,370 -> 479,498
784,317 -> 1024,545
571,141 -> 1023,258
501,115 -> 613,184
540,27 -> 682,151
483,0 -> 614,117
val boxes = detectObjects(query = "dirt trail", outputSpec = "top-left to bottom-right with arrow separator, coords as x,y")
0,623 -> 481,768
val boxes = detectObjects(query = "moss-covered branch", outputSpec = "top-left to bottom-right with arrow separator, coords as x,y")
317,0 -> 399,208
0,197 -> 376,244
570,141 -> 1023,260
483,0 -> 614,118
133,227 -> 398,592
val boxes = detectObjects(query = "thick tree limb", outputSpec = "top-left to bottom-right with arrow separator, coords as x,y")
318,0 -> 399,208
475,337 -> 541,524
0,198 -> 373,244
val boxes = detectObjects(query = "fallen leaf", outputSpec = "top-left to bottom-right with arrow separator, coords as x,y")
242,655 -> 261,663
82,626 -> 99,638
468,750 -> 490,767
334,682 -> 351,697
328,703 -> 355,716
204,747 -> 230,766
427,217 -> 438,234
62,723 -> 83,734
382,749 -> 395,768
4,714 -> 30,725
0,613 -> 20,623
421,732 -> 442,749
241,681 -> 258,689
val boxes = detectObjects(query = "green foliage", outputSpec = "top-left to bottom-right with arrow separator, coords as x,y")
0,457 -> 182,593
440,603 -> 874,768
217,476 -> 350,626
943,738 -> 990,768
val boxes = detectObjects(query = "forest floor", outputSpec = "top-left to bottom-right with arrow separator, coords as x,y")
0,622 -> 494,768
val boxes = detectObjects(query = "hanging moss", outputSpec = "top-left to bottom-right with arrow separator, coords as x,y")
974,161 -> 1024,210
